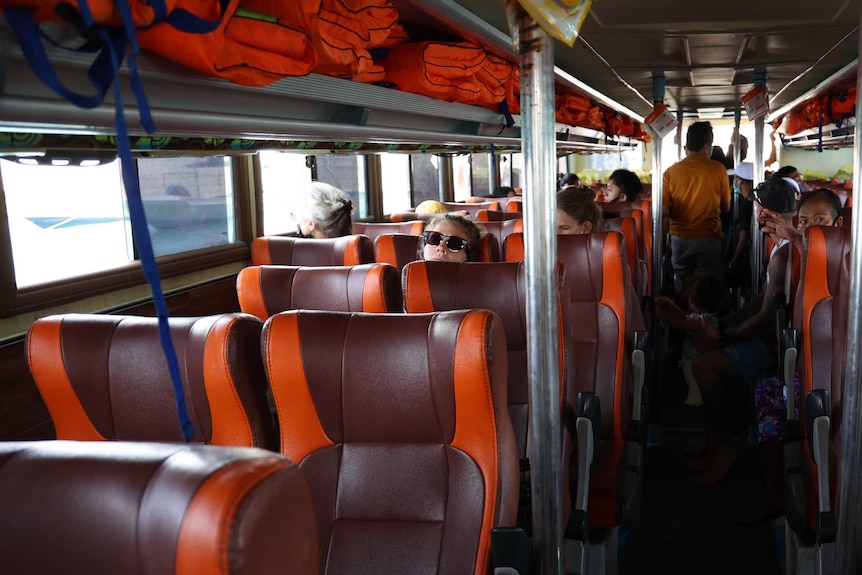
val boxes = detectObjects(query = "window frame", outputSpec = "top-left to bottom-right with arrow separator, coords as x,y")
0,154 -> 253,317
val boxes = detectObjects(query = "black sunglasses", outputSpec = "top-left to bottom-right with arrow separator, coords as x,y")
423,230 -> 468,252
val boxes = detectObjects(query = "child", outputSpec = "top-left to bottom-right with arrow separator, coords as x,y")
654,272 -> 726,406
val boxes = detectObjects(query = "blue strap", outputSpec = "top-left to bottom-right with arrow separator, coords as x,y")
6,1 -> 195,441
106,0 -> 193,441
4,7 -> 117,108
499,99 -> 515,128
818,117 -> 823,153
164,0 -> 231,33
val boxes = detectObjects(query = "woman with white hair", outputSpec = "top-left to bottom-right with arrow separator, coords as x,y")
292,182 -> 354,238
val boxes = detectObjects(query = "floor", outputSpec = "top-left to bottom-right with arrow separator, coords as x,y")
619,359 -> 784,575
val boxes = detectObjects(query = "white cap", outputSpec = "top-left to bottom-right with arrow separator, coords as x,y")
727,161 -> 754,181
782,177 -> 800,192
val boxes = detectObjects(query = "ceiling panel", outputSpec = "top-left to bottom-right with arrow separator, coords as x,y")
449,0 -> 860,120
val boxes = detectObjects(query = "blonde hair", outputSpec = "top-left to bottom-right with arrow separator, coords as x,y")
415,199 -> 447,214
295,182 -> 353,238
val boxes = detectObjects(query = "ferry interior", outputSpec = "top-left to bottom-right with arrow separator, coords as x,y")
1,1 -> 861,574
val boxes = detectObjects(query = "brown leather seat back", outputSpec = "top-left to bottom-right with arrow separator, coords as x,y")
795,226 -> 852,430
403,261 -> 528,458
476,209 -> 523,222
361,221 -> 424,241
557,232 -> 636,439
0,441 -> 318,575
444,201 -> 501,216
250,234 -> 374,266
374,233 -> 423,273
603,214 -> 647,300
262,309 -> 519,574
237,263 -> 402,320
26,313 -> 276,449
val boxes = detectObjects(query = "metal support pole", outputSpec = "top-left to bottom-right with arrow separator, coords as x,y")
650,77 -> 666,299
834,24 -> 862,571
438,154 -> 454,202
515,7 -> 563,574
676,108 -> 684,163
731,110 -> 742,288
733,109 -> 742,167
750,73 -> 767,295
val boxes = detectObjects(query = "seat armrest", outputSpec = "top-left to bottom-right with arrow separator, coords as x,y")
631,330 -> 650,424
782,327 -> 798,422
805,388 -> 836,544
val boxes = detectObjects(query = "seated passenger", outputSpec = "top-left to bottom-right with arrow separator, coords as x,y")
415,199 -> 448,214
559,172 -> 580,190
654,272 -> 727,407
422,213 -> 482,262
556,186 -> 603,235
603,169 -> 643,203
291,181 -> 354,238
688,176 -> 798,484
759,188 -> 844,254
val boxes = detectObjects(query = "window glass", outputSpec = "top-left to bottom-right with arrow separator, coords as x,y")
470,153 -> 491,197
259,151 -> 313,235
452,154 -> 471,201
410,155 -> 439,206
3,159 -> 129,288
316,155 -> 368,218
2,155 -> 236,289
500,154 -> 512,188
380,153 -> 411,214
511,153 -> 524,190
137,156 -> 235,257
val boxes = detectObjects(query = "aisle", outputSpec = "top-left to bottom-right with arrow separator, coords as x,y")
620,398 -> 784,575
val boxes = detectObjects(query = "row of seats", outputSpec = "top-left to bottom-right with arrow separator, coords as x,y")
24,231 -> 647,574
781,225 -> 851,572
26,309 -> 517,574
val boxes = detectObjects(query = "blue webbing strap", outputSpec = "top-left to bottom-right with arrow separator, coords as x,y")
5,2 -> 195,441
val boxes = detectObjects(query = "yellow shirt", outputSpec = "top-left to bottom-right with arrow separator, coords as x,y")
662,154 -> 731,239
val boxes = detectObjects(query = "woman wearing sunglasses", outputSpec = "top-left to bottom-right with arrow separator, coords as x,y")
422,214 -> 482,262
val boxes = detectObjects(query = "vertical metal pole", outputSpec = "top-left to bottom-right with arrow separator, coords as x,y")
732,110 -> 742,282
733,109 -> 742,167
750,73 -> 766,294
834,30 -> 862,571
650,77 -> 665,299
438,154 -> 454,202
516,6 -> 563,574
676,108 -> 683,164
490,145 -> 500,196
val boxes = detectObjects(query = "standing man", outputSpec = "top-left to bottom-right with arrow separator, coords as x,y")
663,121 -> 731,293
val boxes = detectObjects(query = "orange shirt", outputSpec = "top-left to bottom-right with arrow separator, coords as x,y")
662,154 -> 731,239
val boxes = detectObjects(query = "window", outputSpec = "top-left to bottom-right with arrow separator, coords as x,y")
380,153 -> 411,214
2,155 -> 236,289
470,153 -> 491,197
316,155 -> 369,219
259,151 -> 313,235
511,153 -> 524,190
500,154 -> 512,188
137,156 -> 235,257
410,155 -> 439,206
453,154 -> 471,201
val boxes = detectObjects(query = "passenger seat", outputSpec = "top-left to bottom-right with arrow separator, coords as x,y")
237,263 -> 402,320
262,309 -> 519,574
250,234 -> 373,266
0,440 -> 318,575
26,313 -> 276,449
